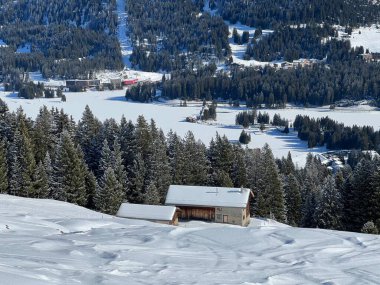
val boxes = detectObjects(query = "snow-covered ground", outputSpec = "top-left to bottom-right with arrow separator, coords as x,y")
226,21 -> 274,67
0,39 -> 8,48
1,89 -> 380,166
0,90 -> 317,166
349,25 -> 380,53
1,194 -> 380,285
16,43 -> 31,54
116,0 -> 133,68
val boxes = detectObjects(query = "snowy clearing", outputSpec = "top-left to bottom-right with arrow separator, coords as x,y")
16,43 -> 31,54
349,25 -> 380,53
0,39 -> 8,47
1,194 -> 380,285
1,90 -> 380,166
226,21 -> 274,67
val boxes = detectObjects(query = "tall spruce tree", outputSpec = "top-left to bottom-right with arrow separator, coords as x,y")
9,122 -> 35,197
0,139 -> 8,193
76,105 -> 102,173
283,173 -> 302,226
315,176 -> 343,229
32,161 -> 49,198
127,152 -> 146,203
253,144 -> 286,222
95,167 -> 124,214
52,131 -> 87,206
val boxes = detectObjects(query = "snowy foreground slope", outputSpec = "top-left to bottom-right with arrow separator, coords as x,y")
1,195 -> 380,285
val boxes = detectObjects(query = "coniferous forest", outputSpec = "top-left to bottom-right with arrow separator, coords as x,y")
0,0 -> 122,84
0,98 -> 379,234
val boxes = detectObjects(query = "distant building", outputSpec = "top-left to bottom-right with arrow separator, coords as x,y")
117,203 -> 178,225
165,185 -> 253,226
123,78 -> 138,86
66,79 -> 101,92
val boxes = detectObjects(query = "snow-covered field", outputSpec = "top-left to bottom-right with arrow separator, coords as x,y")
349,25 -> 380,53
226,21 -> 274,67
1,194 -> 380,285
1,89 -> 380,166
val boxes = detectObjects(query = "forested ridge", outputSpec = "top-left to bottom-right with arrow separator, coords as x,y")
0,98 -> 379,234
0,0 -> 122,82
127,0 -> 230,71
160,56 -> 380,107
215,0 -> 380,28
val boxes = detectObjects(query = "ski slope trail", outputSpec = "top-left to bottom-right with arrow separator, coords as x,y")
116,0 -> 133,68
1,195 -> 380,284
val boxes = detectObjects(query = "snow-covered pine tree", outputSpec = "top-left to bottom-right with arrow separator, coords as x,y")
33,106 -> 57,163
52,131 -> 87,206
283,173 -> 302,226
76,105 -> 102,173
127,152 -> 146,203
98,139 -> 113,179
101,118 -> 120,148
119,117 -> 137,177
43,152 -> 54,196
343,159 -> 378,231
253,144 -> 286,222
135,115 -> 153,159
9,122 -> 35,197
301,175 -> 319,228
0,139 -> 8,193
32,161 -> 49,198
212,169 -> 234,187
113,140 -> 128,188
182,131 -> 210,186
144,180 -> 160,205
167,130 -> 185,184
231,144 -> 247,187
85,170 -> 98,209
95,167 -> 124,214
315,176 -> 343,229
147,131 -> 171,202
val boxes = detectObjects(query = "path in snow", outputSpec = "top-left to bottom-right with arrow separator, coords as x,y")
1,194 -> 380,285
116,0 -> 133,68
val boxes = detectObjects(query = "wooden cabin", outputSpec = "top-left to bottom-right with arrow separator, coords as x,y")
165,185 -> 253,227
116,203 -> 178,225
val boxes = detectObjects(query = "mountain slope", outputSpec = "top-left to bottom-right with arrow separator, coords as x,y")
1,194 -> 380,284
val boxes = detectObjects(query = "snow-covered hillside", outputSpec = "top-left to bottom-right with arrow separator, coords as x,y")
349,25 -> 380,53
1,194 -> 379,285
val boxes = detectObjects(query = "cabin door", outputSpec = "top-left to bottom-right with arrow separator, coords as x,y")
223,215 -> 228,223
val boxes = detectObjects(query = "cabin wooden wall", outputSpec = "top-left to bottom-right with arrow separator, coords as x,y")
178,207 -> 215,221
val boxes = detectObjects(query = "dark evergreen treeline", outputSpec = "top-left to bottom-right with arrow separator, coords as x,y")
0,99 -> 379,233
0,0 -> 122,81
161,57 -> 380,106
126,0 -> 230,71
215,0 -> 380,28
294,115 -> 380,150
246,25 -> 337,62
125,83 -> 157,103
0,0 -> 117,31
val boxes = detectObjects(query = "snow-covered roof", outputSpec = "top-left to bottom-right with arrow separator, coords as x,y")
165,185 -> 251,208
116,203 -> 176,221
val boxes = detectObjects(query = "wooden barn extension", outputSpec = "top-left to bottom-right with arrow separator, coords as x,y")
116,203 -> 178,225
